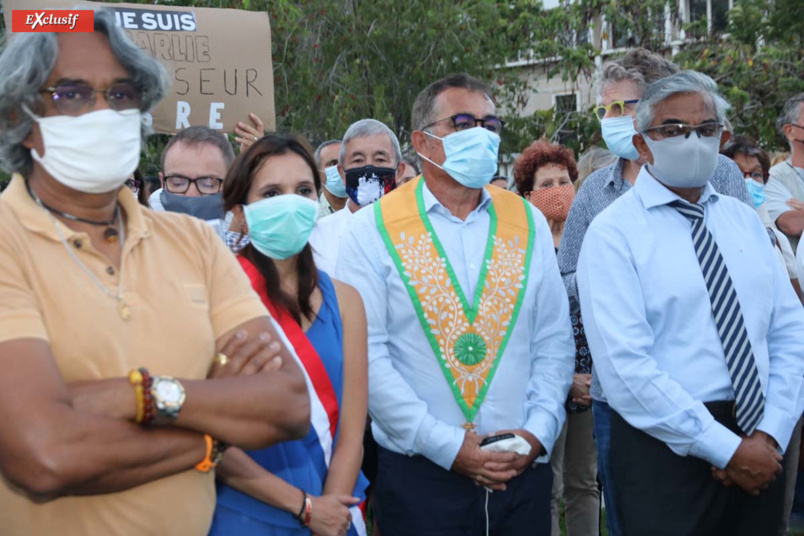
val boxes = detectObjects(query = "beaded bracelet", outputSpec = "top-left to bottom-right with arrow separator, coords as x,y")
128,369 -> 145,424
140,367 -> 154,426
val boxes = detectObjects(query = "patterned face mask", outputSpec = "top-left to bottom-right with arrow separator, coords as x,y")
527,184 -> 575,222
344,165 -> 397,207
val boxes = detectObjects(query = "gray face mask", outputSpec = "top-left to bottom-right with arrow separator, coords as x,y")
159,191 -> 224,221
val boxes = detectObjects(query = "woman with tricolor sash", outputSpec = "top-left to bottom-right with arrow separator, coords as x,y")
209,134 -> 370,536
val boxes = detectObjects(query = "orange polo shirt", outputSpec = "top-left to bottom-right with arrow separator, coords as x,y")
0,175 -> 268,535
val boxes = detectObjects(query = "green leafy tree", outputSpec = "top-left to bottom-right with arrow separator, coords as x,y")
673,0 -> 804,151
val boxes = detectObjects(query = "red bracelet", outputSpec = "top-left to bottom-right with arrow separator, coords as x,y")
303,496 -> 312,526
140,368 -> 154,426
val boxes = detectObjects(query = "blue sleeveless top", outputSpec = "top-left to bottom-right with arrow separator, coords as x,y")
211,271 -> 368,533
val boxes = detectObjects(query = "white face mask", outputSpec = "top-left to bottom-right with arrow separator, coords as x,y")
26,107 -> 142,194
643,133 -> 720,189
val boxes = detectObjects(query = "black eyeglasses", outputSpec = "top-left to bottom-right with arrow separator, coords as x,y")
163,174 -> 224,195
423,113 -> 505,135
742,171 -> 765,182
40,82 -> 143,116
642,122 -> 724,141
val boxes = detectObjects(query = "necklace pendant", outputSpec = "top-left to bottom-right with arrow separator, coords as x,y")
104,227 -> 120,243
462,422 -> 476,431
119,299 -> 132,321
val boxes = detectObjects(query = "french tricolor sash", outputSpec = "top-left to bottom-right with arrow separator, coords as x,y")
238,256 -> 367,536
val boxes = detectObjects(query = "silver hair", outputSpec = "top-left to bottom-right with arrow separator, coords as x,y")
776,93 -> 804,148
339,119 -> 402,167
577,146 -> 618,183
635,71 -> 731,133
595,48 -> 679,101
313,139 -> 342,168
0,7 -> 170,176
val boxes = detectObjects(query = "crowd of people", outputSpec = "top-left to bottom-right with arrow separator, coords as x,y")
1,7 -> 803,536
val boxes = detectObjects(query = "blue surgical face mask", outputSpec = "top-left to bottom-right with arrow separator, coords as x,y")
601,116 -> 641,161
243,194 -> 318,260
323,165 -> 348,198
418,127 -> 500,189
744,178 -> 766,209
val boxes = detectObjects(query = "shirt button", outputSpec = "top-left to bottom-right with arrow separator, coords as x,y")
470,263 -> 476,269
106,266 -> 115,276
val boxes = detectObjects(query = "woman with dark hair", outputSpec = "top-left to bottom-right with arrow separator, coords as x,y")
211,134 -> 369,536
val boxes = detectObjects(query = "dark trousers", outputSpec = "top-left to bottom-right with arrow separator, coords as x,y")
610,402 -> 786,536
374,446 -> 552,536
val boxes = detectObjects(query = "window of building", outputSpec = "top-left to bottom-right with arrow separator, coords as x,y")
555,94 -> 577,115
688,0 -> 732,33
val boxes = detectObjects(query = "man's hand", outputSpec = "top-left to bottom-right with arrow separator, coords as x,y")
712,434 -> 782,495
452,431 -> 521,491
208,329 -> 283,379
480,429 -> 543,481
235,113 -> 265,152
569,373 -> 592,406
786,199 -> 804,211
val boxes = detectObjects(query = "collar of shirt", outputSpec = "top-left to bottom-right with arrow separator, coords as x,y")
787,158 -> 804,178
634,165 -> 720,211
603,158 -> 631,193
420,178 -> 493,222
3,174 -> 151,244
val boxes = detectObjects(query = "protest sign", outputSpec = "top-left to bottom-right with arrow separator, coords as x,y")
2,0 -> 276,134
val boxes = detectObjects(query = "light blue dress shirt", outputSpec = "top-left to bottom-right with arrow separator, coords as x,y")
577,167 -> 804,470
336,181 -> 575,470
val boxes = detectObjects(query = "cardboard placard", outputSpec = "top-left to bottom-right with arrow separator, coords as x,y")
2,0 -> 275,135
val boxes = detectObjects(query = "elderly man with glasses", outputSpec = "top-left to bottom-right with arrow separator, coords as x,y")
0,9 -> 310,535
556,48 -> 751,536
577,70 -> 804,535
336,73 -> 575,535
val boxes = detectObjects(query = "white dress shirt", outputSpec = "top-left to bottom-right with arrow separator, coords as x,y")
336,181 -> 575,470
765,159 -> 804,253
578,167 -> 804,470
757,203 -> 797,279
309,202 -> 356,275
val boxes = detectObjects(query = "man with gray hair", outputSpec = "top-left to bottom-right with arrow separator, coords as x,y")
314,139 -> 347,217
578,70 -> 804,534
0,8 -> 308,535
765,93 -> 804,252
308,118 -> 406,273
557,48 -> 751,536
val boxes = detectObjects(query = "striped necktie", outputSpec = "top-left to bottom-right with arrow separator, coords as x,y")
669,200 -> 764,434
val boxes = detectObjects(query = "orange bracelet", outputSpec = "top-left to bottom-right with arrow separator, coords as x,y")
196,434 -> 215,472
128,369 -> 145,424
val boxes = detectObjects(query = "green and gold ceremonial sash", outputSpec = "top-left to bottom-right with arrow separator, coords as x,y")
374,177 -> 534,425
